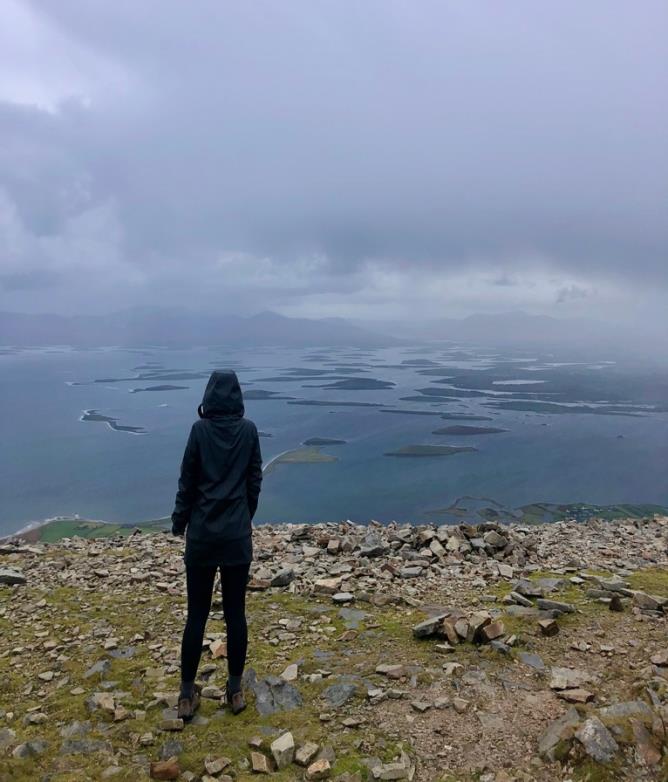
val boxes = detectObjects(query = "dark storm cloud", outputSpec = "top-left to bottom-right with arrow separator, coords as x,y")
0,0 -> 666,316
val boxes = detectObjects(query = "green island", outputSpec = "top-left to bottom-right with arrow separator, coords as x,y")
263,447 -> 338,476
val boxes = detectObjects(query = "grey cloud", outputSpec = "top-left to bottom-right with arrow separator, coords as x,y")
556,284 -> 590,305
0,269 -> 62,290
0,0 -> 666,317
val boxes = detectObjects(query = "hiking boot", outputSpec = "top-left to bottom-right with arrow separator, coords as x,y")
226,684 -> 246,715
177,683 -> 201,721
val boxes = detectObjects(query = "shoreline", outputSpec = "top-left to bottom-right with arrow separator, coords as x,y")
2,500 -> 668,544
0,515 -> 120,544
0,514 -> 168,544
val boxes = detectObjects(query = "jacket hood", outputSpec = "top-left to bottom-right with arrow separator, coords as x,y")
199,370 -> 245,418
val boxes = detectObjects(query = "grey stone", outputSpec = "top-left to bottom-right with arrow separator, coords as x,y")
549,667 -> 593,690
633,591 -> 662,611
359,534 -> 388,558
84,659 -> 111,679
508,591 -> 533,607
0,567 -> 26,585
244,669 -> 303,716
60,738 -> 111,755
108,646 -> 136,660
316,745 -> 336,763
60,721 -> 91,738
332,592 -> 354,603
270,731 -> 295,769
538,707 -> 581,760
518,652 -> 545,671
514,579 -> 543,597
596,577 -> 629,593
575,717 -> 619,763
504,604 -> 540,619
536,577 -> 567,592
537,598 -> 575,614
0,727 -> 17,751
160,739 -> 184,760
323,682 -> 357,708
271,569 -> 295,587
295,741 -> 320,767
281,663 -> 299,682
338,608 -> 367,629
12,739 -> 48,758
483,530 -> 508,548
412,612 -> 449,639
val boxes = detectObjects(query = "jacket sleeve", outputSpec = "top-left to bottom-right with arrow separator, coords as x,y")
171,424 -> 199,535
246,426 -> 263,521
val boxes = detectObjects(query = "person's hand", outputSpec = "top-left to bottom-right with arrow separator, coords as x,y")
171,521 -> 185,537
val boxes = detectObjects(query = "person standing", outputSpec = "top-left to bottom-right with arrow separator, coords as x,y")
171,370 -> 262,720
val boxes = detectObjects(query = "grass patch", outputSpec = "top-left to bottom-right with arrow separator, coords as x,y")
572,758 -> 625,782
627,567 -> 668,595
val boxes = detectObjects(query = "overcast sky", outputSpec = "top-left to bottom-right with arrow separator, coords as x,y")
0,1 -> 666,324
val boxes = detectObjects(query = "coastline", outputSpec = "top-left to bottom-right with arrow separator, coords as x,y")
0,514 -> 170,544
3,501 -> 668,544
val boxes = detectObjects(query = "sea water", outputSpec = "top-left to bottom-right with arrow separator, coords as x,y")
1,343 -> 667,536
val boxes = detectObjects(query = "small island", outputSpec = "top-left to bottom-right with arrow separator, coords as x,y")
440,413 -> 494,421
264,446 -> 338,475
243,389 -> 293,400
80,409 -> 145,434
302,437 -> 347,445
129,385 -> 188,393
384,444 -> 477,457
432,425 -> 507,435
307,378 -> 395,390
380,409 -> 444,416
288,400 -> 384,408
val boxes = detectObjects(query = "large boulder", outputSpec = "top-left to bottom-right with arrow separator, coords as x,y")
0,567 -> 26,586
575,717 -> 619,763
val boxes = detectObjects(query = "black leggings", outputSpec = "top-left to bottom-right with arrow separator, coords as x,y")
180,562 -> 250,683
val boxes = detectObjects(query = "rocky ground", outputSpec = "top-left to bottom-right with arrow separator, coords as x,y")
1,516 -> 667,782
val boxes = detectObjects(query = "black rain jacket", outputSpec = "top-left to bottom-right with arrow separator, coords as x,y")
171,370 -> 262,543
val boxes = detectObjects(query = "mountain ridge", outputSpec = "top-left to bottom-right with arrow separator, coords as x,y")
0,308 -> 396,348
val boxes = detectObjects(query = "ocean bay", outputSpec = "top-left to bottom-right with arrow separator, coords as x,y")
1,343 -> 667,536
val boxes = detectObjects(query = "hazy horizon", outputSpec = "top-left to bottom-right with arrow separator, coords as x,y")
1,1 -> 666,336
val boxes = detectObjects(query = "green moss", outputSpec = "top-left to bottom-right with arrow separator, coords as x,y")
331,754 -> 368,779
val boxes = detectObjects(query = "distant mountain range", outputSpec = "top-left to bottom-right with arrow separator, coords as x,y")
353,311 -> 658,354
1,309 -> 659,354
418,312 -> 610,346
0,309 -> 395,348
